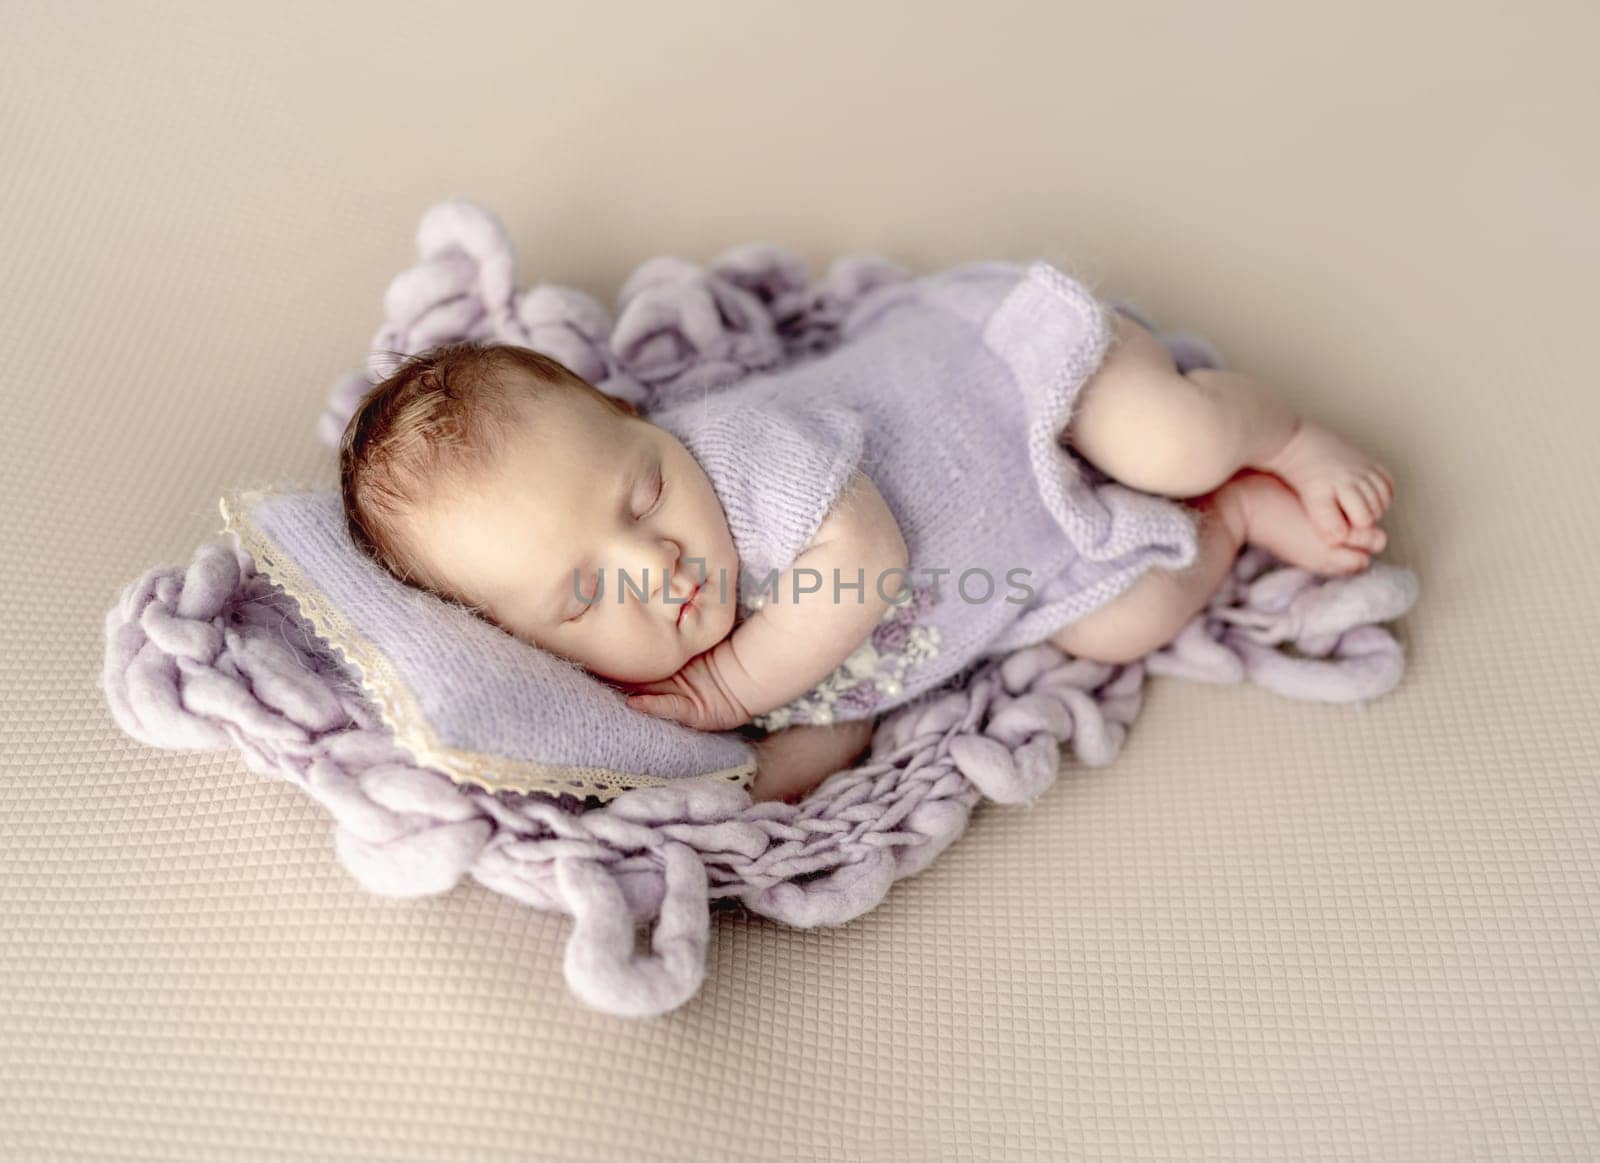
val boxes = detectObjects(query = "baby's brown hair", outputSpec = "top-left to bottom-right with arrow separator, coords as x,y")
339,342 -> 637,603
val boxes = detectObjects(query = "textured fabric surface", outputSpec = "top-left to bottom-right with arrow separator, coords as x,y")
97,202 -> 1416,1019
653,259 -> 1204,730
5,1 -> 1598,1158
654,396 -> 870,614
217,486 -> 757,799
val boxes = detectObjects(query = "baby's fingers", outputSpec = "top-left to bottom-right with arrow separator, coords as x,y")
627,692 -> 695,723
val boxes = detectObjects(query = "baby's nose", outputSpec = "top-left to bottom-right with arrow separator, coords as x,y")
653,542 -> 686,600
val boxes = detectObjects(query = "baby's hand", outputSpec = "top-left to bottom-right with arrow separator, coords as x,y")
621,648 -> 752,732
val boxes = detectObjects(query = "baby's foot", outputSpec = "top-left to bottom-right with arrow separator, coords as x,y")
1261,419 -> 1396,545
1215,470 -> 1385,576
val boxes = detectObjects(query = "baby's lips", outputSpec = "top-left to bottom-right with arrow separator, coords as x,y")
672,579 -> 702,621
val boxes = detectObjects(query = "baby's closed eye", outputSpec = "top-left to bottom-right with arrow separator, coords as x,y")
635,465 -> 665,519
563,572 -> 599,622
560,460 -> 668,625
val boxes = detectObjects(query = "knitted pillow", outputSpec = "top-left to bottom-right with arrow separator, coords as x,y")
217,487 -> 758,802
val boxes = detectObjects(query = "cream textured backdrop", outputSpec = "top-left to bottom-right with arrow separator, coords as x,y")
4,1 -> 1597,1159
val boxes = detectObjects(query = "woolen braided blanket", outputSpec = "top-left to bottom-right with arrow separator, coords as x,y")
102,199 -> 1420,1017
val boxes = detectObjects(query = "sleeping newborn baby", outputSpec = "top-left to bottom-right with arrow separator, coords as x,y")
339,263 -> 1394,804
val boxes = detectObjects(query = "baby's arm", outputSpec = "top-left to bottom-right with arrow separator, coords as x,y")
714,469 -> 908,715
625,469 -> 908,731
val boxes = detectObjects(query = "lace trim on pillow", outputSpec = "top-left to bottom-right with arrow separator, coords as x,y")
218,488 -> 757,804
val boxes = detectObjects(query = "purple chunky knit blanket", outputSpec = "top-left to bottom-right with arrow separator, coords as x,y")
102,199 -> 1419,1018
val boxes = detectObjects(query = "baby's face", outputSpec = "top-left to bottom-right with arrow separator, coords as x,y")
405,387 -> 740,685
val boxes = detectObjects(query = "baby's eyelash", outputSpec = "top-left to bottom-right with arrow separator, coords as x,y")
566,470 -> 663,625
640,470 -> 665,517
566,572 -> 598,623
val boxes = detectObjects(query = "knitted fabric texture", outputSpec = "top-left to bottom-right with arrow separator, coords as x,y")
650,260 -> 1202,730
102,198 -> 1421,1017
653,399 -> 868,599
217,487 -> 757,801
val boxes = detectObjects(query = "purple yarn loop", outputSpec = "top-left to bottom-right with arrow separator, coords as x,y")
106,198 -> 1419,1018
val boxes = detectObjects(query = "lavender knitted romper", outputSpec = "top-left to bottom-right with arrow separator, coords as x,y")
650,259 -> 1201,732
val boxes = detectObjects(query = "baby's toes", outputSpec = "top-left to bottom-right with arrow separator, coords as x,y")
1343,524 -> 1387,554
1335,479 -> 1378,529
1356,477 -> 1386,523
1370,466 -> 1396,514
1305,486 -> 1352,544
1322,545 -> 1372,576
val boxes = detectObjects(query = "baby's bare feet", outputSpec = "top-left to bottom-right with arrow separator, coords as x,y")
1261,419 -> 1396,544
1214,470 -> 1384,576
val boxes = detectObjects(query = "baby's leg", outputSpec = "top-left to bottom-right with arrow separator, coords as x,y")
1049,470 -> 1378,665
749,717 -> 876,804
1064,310 -> 1396,545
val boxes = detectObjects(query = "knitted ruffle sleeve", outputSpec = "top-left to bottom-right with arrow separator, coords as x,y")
648,394 -> 869,604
